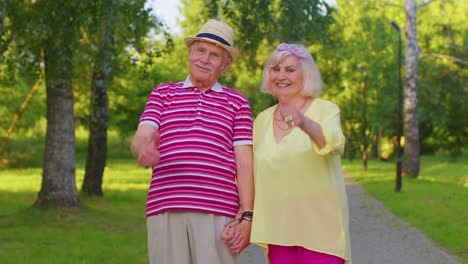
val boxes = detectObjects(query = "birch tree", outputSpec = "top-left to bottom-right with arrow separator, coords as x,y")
81,0 -> 115,196
81,0 -> 162,196
402,0 -> 420,177
403,0 -> 437,178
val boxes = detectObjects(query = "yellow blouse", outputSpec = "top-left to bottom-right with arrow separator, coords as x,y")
251,98 -> 352,263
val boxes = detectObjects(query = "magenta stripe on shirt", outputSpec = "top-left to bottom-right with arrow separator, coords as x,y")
139,81 -> 253,218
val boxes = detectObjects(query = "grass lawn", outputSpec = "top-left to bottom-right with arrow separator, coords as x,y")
343,153 -> 467,263
1,145 -> 466,263
0,157 -> 151,264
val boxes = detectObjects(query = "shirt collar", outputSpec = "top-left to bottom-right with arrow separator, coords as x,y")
182,76 -> 223,92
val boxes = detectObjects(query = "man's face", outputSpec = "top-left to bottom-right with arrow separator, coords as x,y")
188,41 -> 230,89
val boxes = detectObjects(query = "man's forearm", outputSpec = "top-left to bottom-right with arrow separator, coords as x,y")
237,174 -> 254,212
235,145 -> 254,212
130,125 -> 156,159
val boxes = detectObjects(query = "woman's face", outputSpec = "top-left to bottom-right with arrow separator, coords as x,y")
269,55 -> 304,99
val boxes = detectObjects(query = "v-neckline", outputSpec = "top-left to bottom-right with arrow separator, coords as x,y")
271,99 -> 314,144
272,118 -> 294,144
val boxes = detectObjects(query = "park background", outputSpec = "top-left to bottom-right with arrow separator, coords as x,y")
0,0 -> 466,263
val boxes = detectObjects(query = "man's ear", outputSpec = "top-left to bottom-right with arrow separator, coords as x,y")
221,58 -> 232,73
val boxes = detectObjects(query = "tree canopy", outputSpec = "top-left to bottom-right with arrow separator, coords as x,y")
0,0 -> 465,195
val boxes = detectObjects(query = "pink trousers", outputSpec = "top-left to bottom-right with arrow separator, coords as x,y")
268,244 -> 345,264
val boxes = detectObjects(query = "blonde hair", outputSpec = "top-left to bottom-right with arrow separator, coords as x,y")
260,43 -> 323,97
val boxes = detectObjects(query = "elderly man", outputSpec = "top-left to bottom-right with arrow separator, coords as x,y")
130,19 -> 254,264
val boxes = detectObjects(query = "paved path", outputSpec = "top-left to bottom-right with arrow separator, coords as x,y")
237,173 -> 461,264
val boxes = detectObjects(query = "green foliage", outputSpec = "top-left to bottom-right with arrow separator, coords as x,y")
223,0 -> 274,65
0,118 -> 46,169
73,0 -> 169,130
0,80 -> 46,140
179,0 -> 206,36
331,0 -> 466,159
417,0 -> 467,157
176,0 -> 336,117
1,1 -> 43,81
1,0 -> 172,142
275,0 -> 335,44
1,0 -> 466,164
328,1 -> 401,158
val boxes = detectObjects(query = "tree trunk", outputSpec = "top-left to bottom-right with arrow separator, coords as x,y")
82,2 -> 114,196
377,126 -> 383,160
82,71 -> 110,196
403,0 -> 420,178
35,10 -> 79,207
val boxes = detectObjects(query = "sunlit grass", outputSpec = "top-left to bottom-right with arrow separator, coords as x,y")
0,156 -> 152,264
343,153 -> 467,262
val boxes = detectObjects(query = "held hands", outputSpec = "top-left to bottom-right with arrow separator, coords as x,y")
137,132 -> 161,168
221,211 -> 252,254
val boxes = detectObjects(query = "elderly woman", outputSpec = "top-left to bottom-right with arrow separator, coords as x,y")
250,43 -> 352,264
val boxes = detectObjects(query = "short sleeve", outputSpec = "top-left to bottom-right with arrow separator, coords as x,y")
139,85 -> 166,129
233,97 -> 253,146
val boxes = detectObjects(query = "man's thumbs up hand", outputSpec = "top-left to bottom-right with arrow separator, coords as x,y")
137,132 -> 161,168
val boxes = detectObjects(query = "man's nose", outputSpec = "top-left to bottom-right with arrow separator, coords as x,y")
200,53 -> 210,63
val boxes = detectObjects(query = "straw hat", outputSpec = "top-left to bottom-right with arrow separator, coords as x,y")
185,19 -> 238,60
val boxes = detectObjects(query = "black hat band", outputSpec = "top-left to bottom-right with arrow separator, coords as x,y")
196,33 -> 231,47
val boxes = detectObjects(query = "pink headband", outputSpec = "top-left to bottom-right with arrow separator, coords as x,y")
276,43 -> 310,59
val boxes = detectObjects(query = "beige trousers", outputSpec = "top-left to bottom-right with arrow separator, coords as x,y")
147,211 -> 237,264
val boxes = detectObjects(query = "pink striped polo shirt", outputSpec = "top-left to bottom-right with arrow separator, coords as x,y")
139,77 -> 253,219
